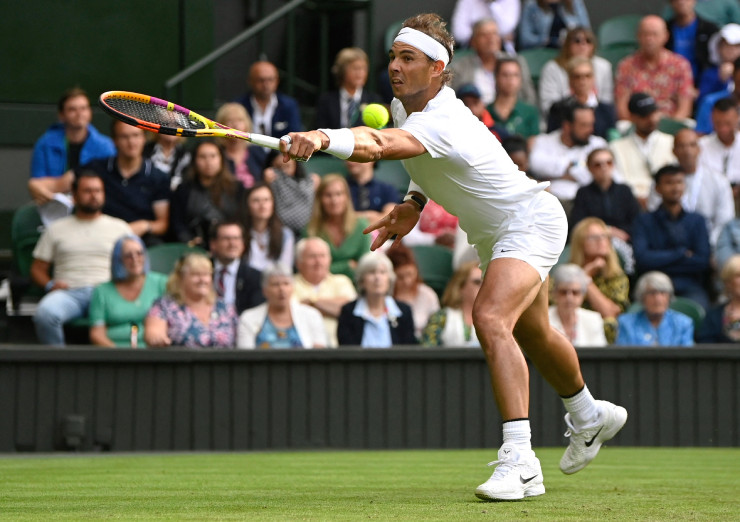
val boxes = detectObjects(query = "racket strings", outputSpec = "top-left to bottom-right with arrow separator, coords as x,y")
106,98 -> 206,130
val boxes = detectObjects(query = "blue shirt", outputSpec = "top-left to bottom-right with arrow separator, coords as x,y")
353,296 -> 402,349
31,123 -> 115,178
616,309 -> 694,346
672,19 -> 699,79
695,88 -> 734,134
255,317 -> 303,348
347,175 -> 400,213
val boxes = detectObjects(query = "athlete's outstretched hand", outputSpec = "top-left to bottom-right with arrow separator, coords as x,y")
363,201 -> 421,250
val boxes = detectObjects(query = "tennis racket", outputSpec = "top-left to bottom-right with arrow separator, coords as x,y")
99,90 -> 291,152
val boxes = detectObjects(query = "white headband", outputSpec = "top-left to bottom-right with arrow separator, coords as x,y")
394,27 -> 450,67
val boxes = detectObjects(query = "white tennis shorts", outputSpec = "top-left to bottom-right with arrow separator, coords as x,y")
476,190 -> 567,281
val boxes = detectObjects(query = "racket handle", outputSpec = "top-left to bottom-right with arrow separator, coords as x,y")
247,133 -> 283,150
279,135 -> 308,162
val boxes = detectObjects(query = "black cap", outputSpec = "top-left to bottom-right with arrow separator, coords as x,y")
456,83 -> 481,99
628,93 -> 657,117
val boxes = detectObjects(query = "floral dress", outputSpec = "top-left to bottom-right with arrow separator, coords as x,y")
147,296 -> 237,348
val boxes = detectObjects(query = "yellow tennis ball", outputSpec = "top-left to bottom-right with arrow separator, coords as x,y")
362,103 -> 390,129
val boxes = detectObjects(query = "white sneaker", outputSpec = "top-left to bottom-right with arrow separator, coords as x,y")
559,400 -> 628,475
475,443 -> 545,501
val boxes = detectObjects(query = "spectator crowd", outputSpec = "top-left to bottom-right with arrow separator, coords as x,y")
15,0 -> 740,349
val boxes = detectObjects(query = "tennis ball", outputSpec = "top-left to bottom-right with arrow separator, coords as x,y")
362,103 -> 390,129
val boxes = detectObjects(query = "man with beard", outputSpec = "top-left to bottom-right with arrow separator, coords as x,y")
30,171 -> 132,345
610,93 -> 677,208
529,102 -> 607,214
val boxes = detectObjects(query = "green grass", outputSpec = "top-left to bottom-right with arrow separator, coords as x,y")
0,448 -> 738,520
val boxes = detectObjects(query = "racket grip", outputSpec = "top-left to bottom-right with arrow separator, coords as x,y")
279,135 -> 307,162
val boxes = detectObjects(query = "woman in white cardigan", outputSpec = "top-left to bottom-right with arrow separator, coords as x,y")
538,26 -> 614,117
237,263 -> 326,349
548,263 -> 607,347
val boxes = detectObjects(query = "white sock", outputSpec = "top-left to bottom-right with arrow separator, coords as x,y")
502,419 -> 532,453
561,384 -> 600,430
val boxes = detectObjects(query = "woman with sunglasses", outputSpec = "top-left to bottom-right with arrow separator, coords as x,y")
539,26 -> 614,116
549,264 -> 607,347
88,235 -> 167,347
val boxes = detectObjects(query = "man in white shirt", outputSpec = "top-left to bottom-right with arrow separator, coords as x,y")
610,93 -> 677,207
293,237 -> 357,347
281,13 -> 626,501
648,129 -> 735,247
30,171 -> 132,345
529,103 -> 607,212
699,97 -> 740,185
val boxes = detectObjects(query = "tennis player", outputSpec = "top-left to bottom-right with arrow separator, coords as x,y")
281,13 -> 627,501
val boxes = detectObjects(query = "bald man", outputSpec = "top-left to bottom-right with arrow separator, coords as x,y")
615,15 -> 695,120
236,60 -> 303,139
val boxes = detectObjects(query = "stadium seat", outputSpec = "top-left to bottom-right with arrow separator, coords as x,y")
8,203 -> 45,315
597,42 -> 638,73
658,117 -> 692,136
627,296 -> 706,332
384,20 -> 404,52
519,48 -> 559,88
374,160 -> 410,198
411,244 -> 453,298
306,152 -> 348,177
147,243 -> 207,275
598,14 -> 642,48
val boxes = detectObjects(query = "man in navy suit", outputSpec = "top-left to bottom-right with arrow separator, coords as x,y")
236,61 -> 303,139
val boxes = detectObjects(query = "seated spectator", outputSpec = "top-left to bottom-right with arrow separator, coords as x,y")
237,263 -> 326,349
547,58 -> 616,139
404,199 -> 459,249
386,243 -> 440,339
31,87 -> 114,179
143,133 -> 191,190
345,160 -> 400,223
306,174 -> 371,279
695,57 -> 740,134
648,129 -> 734,248
30,171 -> 132,346
616,271 -> 694,346
315,47 -> 384,129
529,103 -> 607,212
456,83 -> 499,133
549,264 -> 607,347
666,0 -> 719,84
632,165 -> 712,311
242,183 -> 294,272
569,217 -> 631,343
698,254 -> 740,342
451,0 -> 521,51
422,261 -> 482,347
337,251 -> 417,347
169,140 -> 243,246
449,18 -> 536,106
697,24 -> 740,107
215,102 -> 265,189
519,0 -> 591,50
292,237 -> 357,347
144,253 -> 237,348
610,93 -> 677,207
487,58 -> 541,140
570,148 -> 642,247
235,60 -> 302,138
615,15 -> 694,121
88,235 -> 167,347
663,0 -> 740,27
262,150 -> 318,237
698,97 -> 740,183
539,27 -> 614,116
501,134 -> 532,177
28,120 -> 171,245
209,221 -> 264,315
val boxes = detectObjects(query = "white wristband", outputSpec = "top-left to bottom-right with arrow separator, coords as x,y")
318,128 -> 355,160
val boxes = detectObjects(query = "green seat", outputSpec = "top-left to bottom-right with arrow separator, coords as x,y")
658,117 -> 691,136
411,245 -> 453,298
598,14 -> 642,48
519,48 -> 559,88
384,20 -> 404,52
147,243 -> 207,276
10,203 -> 44,277
374,160 -> 410,198
306,152 -> 348,177
627,296 -> 706,332
597,42 -> 638,73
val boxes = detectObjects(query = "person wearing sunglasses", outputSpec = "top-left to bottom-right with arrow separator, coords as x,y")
548,264 -> 607,347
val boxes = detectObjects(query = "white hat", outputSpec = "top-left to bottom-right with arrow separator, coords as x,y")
709,24 -> 740,65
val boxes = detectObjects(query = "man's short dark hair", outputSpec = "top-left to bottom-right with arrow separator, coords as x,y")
713,96 -> 738,113
57,87 -> 88,113
563,102 -> 593,123
734,56 -> 740,73
72,169 -> 103,193
653,164 -> 684,184
494,57 -> 520,77
501,135 -> 528,156
210,220 -> 245,242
